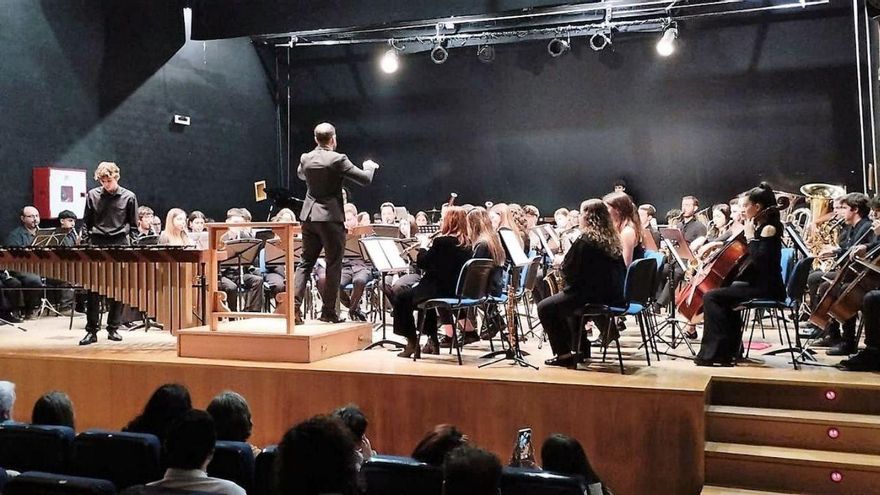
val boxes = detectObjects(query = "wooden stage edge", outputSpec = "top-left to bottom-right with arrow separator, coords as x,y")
3,324 -> 880,495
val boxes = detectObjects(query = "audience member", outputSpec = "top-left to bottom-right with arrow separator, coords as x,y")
276,415 -> 359,495
206,391 -> 260,456
31,391 -> 75,429
146,409 -> 246,494
124,383 -> 192,442
541,434 -> 611,495
442,445 -> 502,495
0,381 -> 15,423
411,424 -> 468,466
332,404 -> 376,468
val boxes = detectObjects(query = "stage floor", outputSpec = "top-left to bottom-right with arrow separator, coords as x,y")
1,313 -> 879,495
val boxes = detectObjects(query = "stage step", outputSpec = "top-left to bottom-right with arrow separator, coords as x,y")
704,442 -> 880,494
709,378 -> 880,414
706,405 -> 880,455
700,486 -> 799,495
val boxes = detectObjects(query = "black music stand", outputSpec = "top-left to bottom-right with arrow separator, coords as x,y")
219,238 -> 263,313
360,237 -> 409,350
32,228 -> 67,247
480,229 -> 537,369
652,228 -> 697,357
417,224 -> 439,236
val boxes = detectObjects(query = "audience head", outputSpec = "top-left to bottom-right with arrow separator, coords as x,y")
188,210 -> 207,232
412,424 -> 468,466
331,403 -> 369,442
441,206 -> 470,247
276,415 -> 358,495
206,391 -> 253,443
126,383 -> 192,441
165,409 -> 216,470
0,381 -> 15,422
94,162 -> 120,192
579,199 -> 622,258
20,206 -> 40,230
442,445 -> 502,495
314,122 -> 337,149
541,434 -> 601,484
32,391 -> 75,429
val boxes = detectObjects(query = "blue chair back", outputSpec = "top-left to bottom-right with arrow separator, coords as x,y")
500,467 -> 588,495
0,423 -> 75,473
454,258 -> 495,301
253,445 -> 277,495
643,249 -> 666,294
362,454 -> 442,495
72,430 -> 162,490
780,247 -> 795,285
207,441 -> 255,493
623,258 -> 657,306
4,472 -> 116,495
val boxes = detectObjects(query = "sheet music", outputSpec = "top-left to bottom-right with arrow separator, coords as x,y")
500,229 -> 529,267
380,239 -> 409,270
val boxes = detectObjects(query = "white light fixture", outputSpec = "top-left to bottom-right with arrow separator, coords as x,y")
380,49 -> 400,73
430,45 -> 449,64
656,27 -> 678,57
547,38 -> 570,58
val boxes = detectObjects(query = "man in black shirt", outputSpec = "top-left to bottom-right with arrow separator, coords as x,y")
810,193 -> 875,355
80,162 -> 139,345
657,195 -> 708,315
3,206 -> 45,318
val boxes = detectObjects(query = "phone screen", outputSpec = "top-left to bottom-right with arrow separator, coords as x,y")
512,427 -> 534,466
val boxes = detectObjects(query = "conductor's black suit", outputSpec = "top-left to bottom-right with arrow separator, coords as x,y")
294,146 -> 375,319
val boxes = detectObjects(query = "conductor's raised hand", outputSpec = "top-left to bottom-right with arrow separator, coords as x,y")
363,160 -> 380,171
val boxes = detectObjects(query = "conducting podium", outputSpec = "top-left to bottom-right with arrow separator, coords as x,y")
176,222 -> 373,363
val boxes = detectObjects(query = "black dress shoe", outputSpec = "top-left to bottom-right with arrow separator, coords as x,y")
318,313 -> 346,324
79,333 -> 98,346
813,335 -> 840,348
544,354 -> 576,367
422,337 -> 440,355
694,357 -> 734,367
348,309 -> 367,322
838,349 -> 880,371
0,312 -> 23,324
826,341 -> 856,356
107,329 -> 122,342
460,332 -> 480,346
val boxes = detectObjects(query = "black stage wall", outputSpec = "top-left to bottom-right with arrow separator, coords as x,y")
0,0 -> 277,236
260,3 -> 862,216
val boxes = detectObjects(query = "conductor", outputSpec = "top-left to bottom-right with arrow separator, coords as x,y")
294,123 -> 379,323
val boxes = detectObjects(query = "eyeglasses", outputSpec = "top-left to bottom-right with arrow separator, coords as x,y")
22,215 -> 38,218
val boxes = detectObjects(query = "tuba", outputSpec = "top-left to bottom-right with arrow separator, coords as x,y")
800,183 -> 846,266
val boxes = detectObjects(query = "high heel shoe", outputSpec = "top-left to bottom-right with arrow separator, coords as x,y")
397,337 -> 419,358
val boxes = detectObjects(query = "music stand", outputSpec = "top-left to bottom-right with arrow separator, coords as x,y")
417,224 -> 439,235
784,223 -> 811,259
219,238 -> 263,312
480,229 -> 537,369
360,237 -> 410,350
652,228 -> 697,357
31,228 -> 67,247
136,235 -> 160,246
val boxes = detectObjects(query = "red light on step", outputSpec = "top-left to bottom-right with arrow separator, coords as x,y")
827,428 -> 840,439
825,390 -> 837,400
830,471 -> 843,483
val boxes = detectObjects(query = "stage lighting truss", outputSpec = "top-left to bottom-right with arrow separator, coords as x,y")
258,0 -> 831,57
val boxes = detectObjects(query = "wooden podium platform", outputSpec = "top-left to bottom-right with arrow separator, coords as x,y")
177,319 -> 373,363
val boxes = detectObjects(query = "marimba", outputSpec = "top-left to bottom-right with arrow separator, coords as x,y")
0,247 -> 206,332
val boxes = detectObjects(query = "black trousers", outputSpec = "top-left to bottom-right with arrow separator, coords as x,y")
220,273 -> 264,312
863,290 -> 880,349
294,222 -> 346,317
537,290 -> 608,357
85,234 -> 129,334
390,277 -> 452,339
696,282 -> 764,361
0,276 -> 21,313
317,259 -> 374,310
8,270 -> 42,311
657,260 -> 685,307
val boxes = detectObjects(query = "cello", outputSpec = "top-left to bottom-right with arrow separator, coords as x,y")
809,243 -> 880,329
675,197 -> 789,322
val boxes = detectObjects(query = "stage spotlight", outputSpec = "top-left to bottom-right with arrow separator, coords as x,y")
589,32 -> 612,51
477,44 -> 495,64
547,38 -> 570,58
431,45 -> 449,64
656,27 -> 678,57
380,49 -> 400,74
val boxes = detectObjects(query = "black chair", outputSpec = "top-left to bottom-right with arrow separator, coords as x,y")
0,423 -> 75,473
500,467 -> 589,495
0,466 -> 8,493
737,255 -> 815,370
71,430 -> 162,490
575,258 -> 658,374
253,445 -> 277,495
416,258 -> 495,364
206,441 -> 255,493
4,471 -> 116,495
361,454 -> 442,495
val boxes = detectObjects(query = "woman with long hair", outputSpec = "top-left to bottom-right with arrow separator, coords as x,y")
124,383 -> 192,442
187,210 -> 207,233
602,191 -> 644,267
541,434 -> 612,495
490,203 -> 525,248
467,207 -> 507,341
391,206 -> 473,358
692,203 -> 734,258
695,182 -> 785,366
159,208 -> 191,246
537,199 -> 627,367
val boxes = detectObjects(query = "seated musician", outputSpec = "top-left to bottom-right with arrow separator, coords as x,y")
315,203 -> 375,321
729,196 -> 746,226
467,207 -> 506,341
58,210 -> 80,246
151,215 -> 162,236
538,199 -> 626,367
491,203 -> 528,252
603,192 -> 644,266
638,204 -> 662,251
187,211 -> 207,233
415,211 -> 430,227
272,208 -> 297,223
553,208 -> 570,233
809,193 -> 875,355
158,208 -> 193,246
3,206 -> 45,318
691,204 -> 735,258
380,202 -> 397,225
694,183 -> 785,366
524,205 -> 540,230
657,196 -> 707,312
391,206 -> 472,358
80,162 -> 139,345
131,206 -> 156,243
839,206 -> 880,371
218,211 -> 264,313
